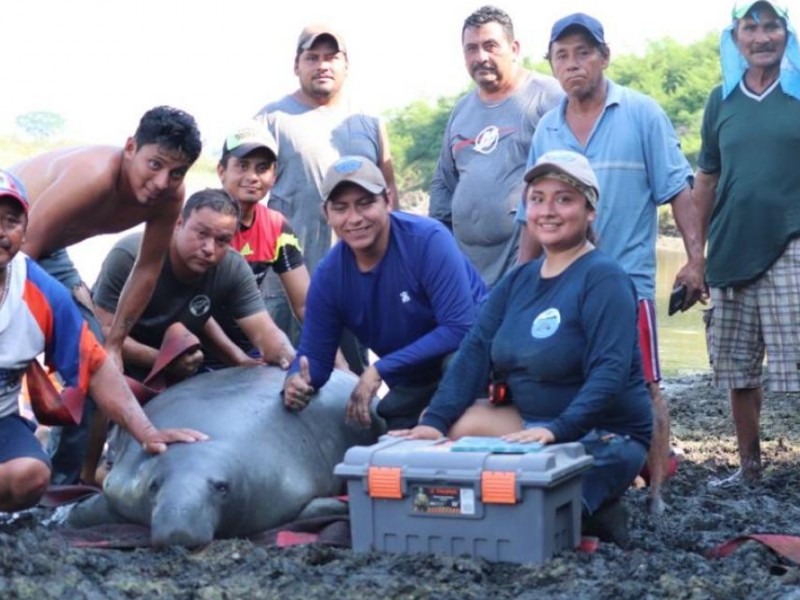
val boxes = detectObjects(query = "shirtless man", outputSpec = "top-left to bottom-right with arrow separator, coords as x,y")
0,168 -> 206,511
11,106 -> 202,360
10,105 -> 202,484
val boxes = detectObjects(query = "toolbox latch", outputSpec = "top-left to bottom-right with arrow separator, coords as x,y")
481,471 -> 517,504
367,466 -> 403,499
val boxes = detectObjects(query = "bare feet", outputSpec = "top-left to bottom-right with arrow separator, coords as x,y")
708,466 -> 762,489
646,494 -> 667,515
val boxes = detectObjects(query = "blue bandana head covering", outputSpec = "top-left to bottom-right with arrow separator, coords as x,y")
720,1 -> 800,100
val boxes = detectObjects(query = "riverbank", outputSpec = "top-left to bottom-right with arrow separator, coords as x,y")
2,372 -> 800,599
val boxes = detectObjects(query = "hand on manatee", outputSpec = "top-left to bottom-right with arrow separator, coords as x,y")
166,348 -> 204,380
346,365 -> 382,427
387,425 -> 444,440
141,428 -> 209,454
283,356 -> 315,411
237,355 -> 265,367
502,427 -> 555,444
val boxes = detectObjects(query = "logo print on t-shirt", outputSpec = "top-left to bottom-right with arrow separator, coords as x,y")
474,125 -> 500,154
189,295 -> 211,317
531,308 -> 561,339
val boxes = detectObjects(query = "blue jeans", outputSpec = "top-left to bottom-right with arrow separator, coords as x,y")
39,248 -> 101,485
523,423 -> 647,513
579,429 -> 648,513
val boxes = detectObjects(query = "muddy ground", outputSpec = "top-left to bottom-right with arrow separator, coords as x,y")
3,371 -> 800,599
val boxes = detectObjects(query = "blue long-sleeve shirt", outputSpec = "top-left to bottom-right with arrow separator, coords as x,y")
290,212 -> 487,389
421,250 -> 652,447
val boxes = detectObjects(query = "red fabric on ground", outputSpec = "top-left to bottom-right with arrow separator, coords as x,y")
707,534 -> 800,564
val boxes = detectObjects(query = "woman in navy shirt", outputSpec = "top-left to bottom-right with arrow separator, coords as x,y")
393,150 -> 652,547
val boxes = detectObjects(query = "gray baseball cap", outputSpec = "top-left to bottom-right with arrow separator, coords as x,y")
524,150 -> 600,207
321,156 -> 386,202
296,24 -> 347,56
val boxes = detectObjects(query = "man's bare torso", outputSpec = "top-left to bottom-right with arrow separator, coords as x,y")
11,146 -> 181,256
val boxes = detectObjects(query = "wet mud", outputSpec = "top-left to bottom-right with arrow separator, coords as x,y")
3,372 -> 800,599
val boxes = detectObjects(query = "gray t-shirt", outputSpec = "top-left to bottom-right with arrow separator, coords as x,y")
93,232 -> 264,376
255,94 -> 384,272
429,72 -> 563,287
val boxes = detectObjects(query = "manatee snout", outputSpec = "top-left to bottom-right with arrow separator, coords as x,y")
150,503 -> 216,547
149,478 -> 229,547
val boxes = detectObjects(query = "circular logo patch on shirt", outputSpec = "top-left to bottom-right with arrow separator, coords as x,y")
189,295 -> 211,317
531,308 -> 561,339
474,125 -> 500,154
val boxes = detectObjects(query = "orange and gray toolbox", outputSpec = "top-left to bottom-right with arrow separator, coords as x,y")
334,436 -> 593,564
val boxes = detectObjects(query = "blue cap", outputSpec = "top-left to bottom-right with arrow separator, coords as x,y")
549,13 -> 605,45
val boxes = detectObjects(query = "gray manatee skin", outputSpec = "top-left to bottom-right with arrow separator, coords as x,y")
66,366 -> 383,547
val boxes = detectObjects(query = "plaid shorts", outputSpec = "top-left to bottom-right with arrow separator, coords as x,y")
706,237 -> 800,392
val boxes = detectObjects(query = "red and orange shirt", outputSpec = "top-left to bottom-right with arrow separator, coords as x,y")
0,253 -> 105,418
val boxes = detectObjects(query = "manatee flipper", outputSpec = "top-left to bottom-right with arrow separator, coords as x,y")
295,497 -> 349,521
65,493 -> 128,529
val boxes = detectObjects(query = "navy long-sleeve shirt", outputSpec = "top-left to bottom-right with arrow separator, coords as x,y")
421,250 -> 652,447
290,212 -> 487,389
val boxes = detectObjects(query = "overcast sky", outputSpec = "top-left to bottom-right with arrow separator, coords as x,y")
6,0 -> 791,150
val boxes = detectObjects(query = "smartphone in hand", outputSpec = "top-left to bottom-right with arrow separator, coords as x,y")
668,284 -> 687,316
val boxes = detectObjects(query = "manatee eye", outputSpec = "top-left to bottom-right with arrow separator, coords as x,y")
212,481 -> 229,495
148,480 -> 160,495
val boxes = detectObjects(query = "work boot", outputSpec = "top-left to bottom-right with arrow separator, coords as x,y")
582,498 -> 631,549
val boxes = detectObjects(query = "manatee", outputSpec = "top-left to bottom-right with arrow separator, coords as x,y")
66,366 -> 383,547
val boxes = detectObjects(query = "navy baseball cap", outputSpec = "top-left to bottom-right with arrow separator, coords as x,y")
550,13 -> 606,45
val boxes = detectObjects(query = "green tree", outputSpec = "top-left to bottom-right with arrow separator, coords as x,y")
386,94 -> 461,194
608,33 -> 721,165
386,33 -> 722,196
15,111 -> 66,140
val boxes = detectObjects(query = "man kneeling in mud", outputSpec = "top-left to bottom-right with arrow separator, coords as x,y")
92,188 -> 295,382
88,189 -> 295,483
0,169 -> 207,512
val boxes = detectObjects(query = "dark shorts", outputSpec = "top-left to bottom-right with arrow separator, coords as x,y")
377,378 -> 442,430
0,414 -> 52,467
376,355 -> 454,430
637,299 -> 661,384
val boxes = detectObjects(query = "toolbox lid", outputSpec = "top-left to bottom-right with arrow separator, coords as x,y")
335,436 -> 593,488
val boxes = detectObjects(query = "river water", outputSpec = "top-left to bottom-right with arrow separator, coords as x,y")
655,242 -> 709,376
